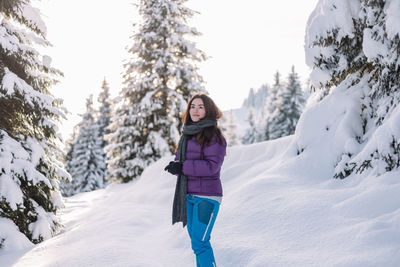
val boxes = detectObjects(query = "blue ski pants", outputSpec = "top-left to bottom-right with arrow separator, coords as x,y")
186,195 -> 220,267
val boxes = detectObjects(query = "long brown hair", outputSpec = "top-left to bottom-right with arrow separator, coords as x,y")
182,94 -> 225,147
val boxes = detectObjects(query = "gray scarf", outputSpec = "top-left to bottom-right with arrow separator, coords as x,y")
172,119 -> 217,227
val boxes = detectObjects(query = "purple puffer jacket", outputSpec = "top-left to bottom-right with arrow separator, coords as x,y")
175,136 -> 226,196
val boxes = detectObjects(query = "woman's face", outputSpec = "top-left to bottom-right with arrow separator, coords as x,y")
190,98 -> 206,122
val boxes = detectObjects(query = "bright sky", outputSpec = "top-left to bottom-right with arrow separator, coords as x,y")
36,0 -> 319,139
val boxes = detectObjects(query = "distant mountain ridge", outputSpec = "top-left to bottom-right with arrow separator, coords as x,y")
241,84 -> 269,110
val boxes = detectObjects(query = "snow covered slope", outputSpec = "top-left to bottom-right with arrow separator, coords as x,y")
1,132 -> 399,266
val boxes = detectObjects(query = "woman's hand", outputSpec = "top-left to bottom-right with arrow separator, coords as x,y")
164,161 -> 183,175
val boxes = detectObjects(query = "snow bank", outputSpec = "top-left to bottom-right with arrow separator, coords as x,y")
0,218 -> 33,267
2,130 -> 399,266
0,218 -> 33,252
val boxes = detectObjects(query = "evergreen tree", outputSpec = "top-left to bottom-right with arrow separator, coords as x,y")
225,110 -> 240,146
60,127 -> 78,196
242,88 -> 255,108
0,0 -> 69,244
219,113 -> 228,133
268,66 -> 305,140
263,71 -> 283,140
256,107 -> 267,142
305,0 -> 400,178
68,95 -> 106,194
106,0 -> 206,182
266,71 -> 282,114
241,108 -> 259,144
242,83 -> 270,142
254,84 -> 269,111
96,78 -> 112,182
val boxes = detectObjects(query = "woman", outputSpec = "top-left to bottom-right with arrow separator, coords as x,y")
164,94 -> 227,267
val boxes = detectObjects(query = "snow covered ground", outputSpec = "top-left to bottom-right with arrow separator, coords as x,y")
1,134 -> 399,266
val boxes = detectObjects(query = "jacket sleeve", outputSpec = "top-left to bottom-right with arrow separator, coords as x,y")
182,140 -> 226,177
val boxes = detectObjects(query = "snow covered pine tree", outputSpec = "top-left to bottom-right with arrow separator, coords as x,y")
241,108 -> 259,145
60,127 -> 78,197
106,0 -> 207,182
96,78 -> 112,181
264,71 -> 283,141
63,78 -> 113,195
225,110 -> 240,146
241,84 -> 270,143
65,95 -> 106,195
305,0 -> 400,178
0,0 -> 69,245
266,71 -> 282,115
268,66 -> 305,140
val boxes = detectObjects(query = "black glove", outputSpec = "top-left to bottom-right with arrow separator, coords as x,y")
164,161 -> 183,175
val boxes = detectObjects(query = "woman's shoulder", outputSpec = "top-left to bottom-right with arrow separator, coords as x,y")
208,134 -> 227,148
